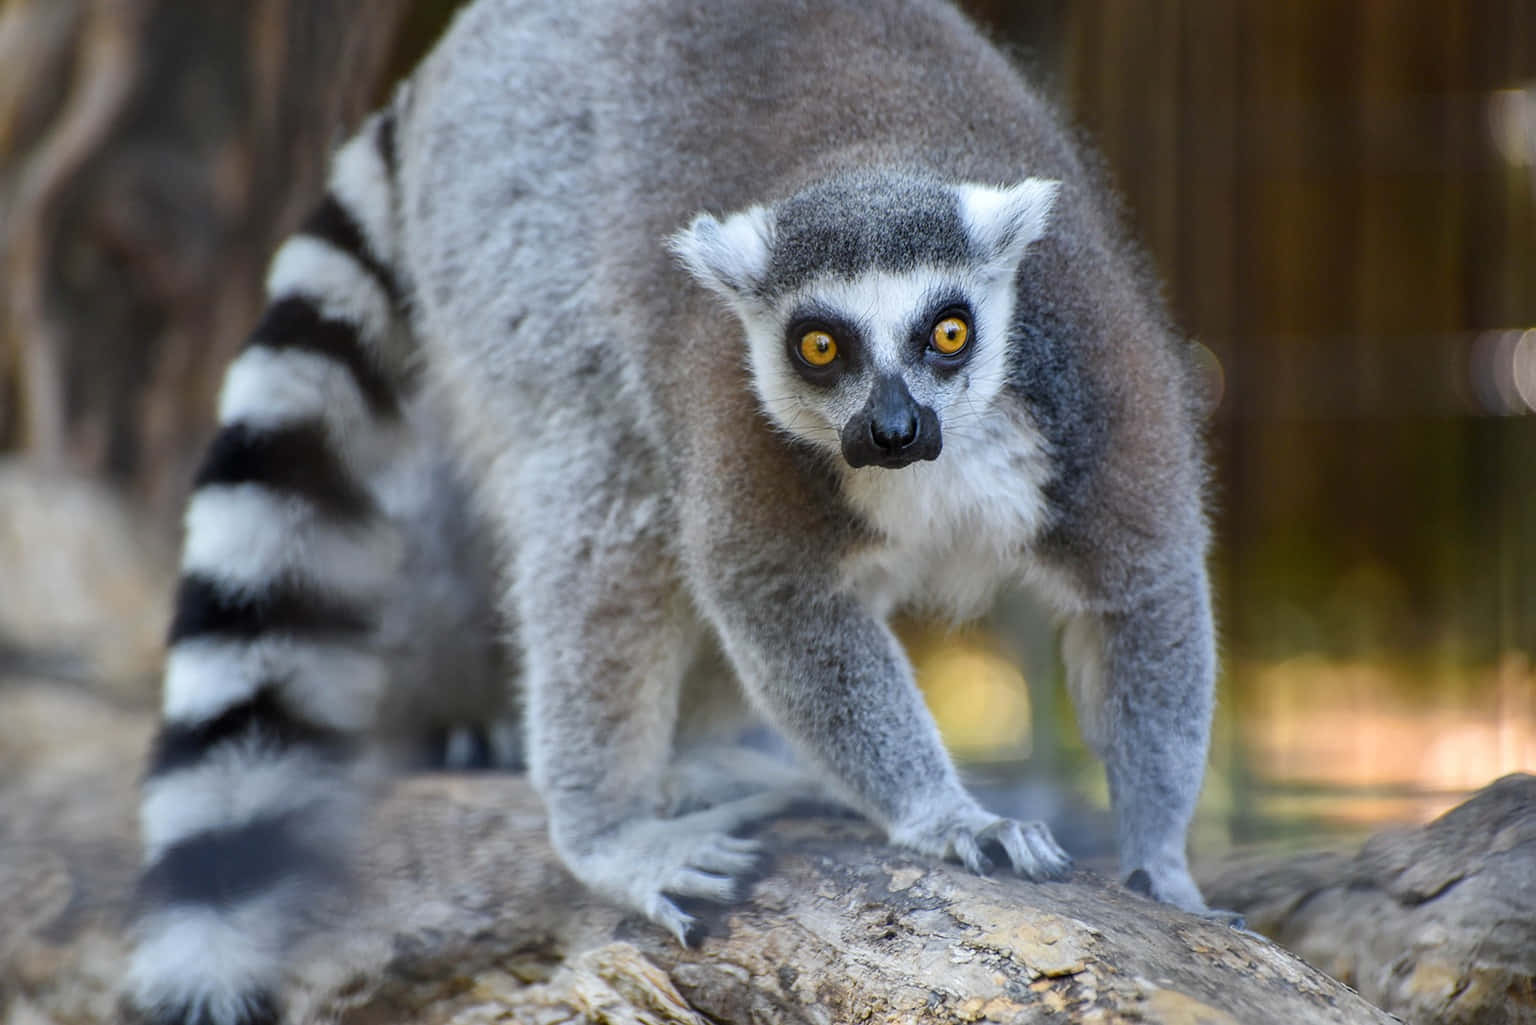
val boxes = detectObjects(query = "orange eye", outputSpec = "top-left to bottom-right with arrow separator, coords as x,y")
799,330 -> 838,367
931,316 -> 969,355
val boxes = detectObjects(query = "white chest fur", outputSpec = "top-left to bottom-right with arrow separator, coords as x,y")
837,409 -> 1059,622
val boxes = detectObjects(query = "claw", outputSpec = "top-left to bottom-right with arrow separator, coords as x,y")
679,917 -> 708,948
562,803 -> 775,949
649,895 -> 699,947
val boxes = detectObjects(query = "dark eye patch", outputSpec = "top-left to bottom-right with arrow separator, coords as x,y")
906,292 -> 975,369
783,304 -> 866,384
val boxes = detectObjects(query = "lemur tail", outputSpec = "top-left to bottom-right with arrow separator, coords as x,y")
127,107 -> 412,1025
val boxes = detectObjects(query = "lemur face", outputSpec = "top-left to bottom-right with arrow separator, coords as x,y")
671,171 -> 1058,470
745,266 -> 1007,469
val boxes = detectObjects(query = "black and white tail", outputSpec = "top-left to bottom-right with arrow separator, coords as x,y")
127,109 -> 412,1025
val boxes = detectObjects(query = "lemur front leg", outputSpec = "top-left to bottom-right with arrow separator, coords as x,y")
1061,562 -> 1217,913
510,451 -> 794,944
696,574 -> 1072,883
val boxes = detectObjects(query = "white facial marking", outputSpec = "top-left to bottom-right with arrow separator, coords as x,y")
732,263 -> 1018,462
672,178 -> 1071,620
725,262 -> 1062,622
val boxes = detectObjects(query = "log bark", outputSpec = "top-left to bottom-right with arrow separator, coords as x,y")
327,779 -> 1397,1025
1203,773 -> 1536,1025
2,682 -> 1397,1025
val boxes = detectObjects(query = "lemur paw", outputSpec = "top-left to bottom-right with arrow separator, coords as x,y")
893,807 -> 1073,881
556,792 -> 789,946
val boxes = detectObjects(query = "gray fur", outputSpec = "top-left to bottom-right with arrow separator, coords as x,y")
397,0 -> 1212,926
763,170 -> 971,295
372,405 -> 517,764
132,0 -> 1219,1020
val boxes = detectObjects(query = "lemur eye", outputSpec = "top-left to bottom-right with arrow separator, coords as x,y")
799,330 -> 838,367
930,316 -> 969,355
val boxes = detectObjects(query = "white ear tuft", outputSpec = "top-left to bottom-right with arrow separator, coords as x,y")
956,178 -> 1061,274
667,205 -> 775,300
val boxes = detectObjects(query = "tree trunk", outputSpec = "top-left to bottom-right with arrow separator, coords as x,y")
0,0 -> 414,517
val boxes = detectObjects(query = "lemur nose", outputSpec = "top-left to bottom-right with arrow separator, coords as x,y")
868,373 -> 921,452
870,410 -> 918,452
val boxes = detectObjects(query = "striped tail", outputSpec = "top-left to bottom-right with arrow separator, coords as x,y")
127,109 -> 411,1025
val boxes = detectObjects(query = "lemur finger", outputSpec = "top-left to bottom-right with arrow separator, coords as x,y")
1023,823 -> 1073,876
976,818 -> 1070,880
663,867 -> 741,904
688,837 -> 764,876
1024,833 -> 1071,879
715,834 -> 765,856
952,830 -> 993,875
990,818 -> 1067,872
984,819 -> 1037,876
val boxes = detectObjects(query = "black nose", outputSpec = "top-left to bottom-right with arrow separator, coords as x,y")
840,374 -> 942,469
870,407 -> 918,452
867,374 -> 920,453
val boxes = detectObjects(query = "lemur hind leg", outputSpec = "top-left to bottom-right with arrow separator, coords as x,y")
662,743 -> 833,818
1061,564 -> 1217,914
372,411 -> 521,772
508,444 -> 780,945
663,646 -> 837,817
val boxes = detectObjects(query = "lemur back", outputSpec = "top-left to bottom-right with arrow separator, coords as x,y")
129,2 -> 1221,1023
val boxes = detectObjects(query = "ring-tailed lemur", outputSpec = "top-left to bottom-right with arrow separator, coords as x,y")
127,1 -> 1221,1022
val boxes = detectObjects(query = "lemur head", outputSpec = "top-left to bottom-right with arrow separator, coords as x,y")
671,170 -> 1059,469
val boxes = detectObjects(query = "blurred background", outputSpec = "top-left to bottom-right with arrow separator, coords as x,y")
0,0 -> 1531,864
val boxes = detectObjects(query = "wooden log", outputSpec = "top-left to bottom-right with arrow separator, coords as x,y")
317,776 -> 1397,1025
0,683 -> 1395,1025
1203,773 -> 1536,1025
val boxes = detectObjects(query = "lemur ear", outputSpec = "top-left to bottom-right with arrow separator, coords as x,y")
668,205 -> 775,301
956,178 -> 1061,275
